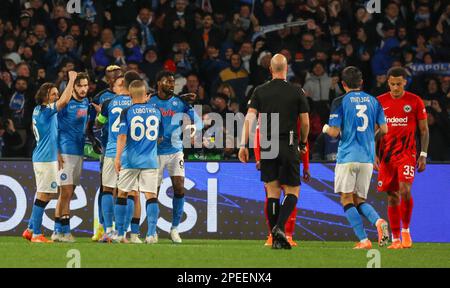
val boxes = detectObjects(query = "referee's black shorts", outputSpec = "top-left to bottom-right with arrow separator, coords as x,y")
260,141 -> 301,186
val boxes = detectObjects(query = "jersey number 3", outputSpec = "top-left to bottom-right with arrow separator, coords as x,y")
356,105 -> 368,132
131,116 -> 159,141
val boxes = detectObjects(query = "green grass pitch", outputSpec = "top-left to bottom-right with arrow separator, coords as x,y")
1,237 -> 449,268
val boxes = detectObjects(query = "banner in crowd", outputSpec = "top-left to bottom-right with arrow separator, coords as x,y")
1,161 -> 449,242
410,63 -> 450,76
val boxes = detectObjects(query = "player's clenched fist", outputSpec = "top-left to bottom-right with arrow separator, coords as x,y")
68,70 -> 78,81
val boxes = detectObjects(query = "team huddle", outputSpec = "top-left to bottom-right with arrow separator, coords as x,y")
23,66 -> 201,244
22,58 -> 428,250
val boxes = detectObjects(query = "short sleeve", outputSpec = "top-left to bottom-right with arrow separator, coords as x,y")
298,88 -> 310,113
329,98 -> 343,127
118,108 -> 129,136
248,88 -> 260,111
376,100 -> 386,125
45,103 -> 58,117
416,97 -> 427,120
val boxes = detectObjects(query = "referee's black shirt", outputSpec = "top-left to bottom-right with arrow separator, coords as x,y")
248,79 -> 309,141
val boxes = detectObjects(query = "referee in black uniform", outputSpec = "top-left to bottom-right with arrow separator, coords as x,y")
239,54 -> 310,249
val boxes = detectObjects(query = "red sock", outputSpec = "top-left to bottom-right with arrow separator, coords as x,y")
388,205 -> 401,240
264,196 -> 271,235
401,197 -> 414,229
285,206 -> 297,237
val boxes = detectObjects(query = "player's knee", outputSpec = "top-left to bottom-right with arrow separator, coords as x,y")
340,193 -> 354,206
399,185 -> 411,200
173,184 -> 184,196
387,193 -> 400,206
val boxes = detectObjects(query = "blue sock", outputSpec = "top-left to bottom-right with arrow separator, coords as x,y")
54,217 -> 62,233
131,218 -> 140,234
31,199 -> 48,235
61,217 -> 70,234
125,196 -> 135,232
146,199 -> 159,237
357,203 -> 381,226
28,219 -> 33,230
98,191 -> 104,226
344,204 -> 367,241
102,192 -> 114,231
172,194 -> 185,228
114,197 -> 127,236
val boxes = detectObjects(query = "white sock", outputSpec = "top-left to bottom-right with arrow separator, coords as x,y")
106,227 -> 112,233
402,228 -> 410,233
360,238 -> 369,243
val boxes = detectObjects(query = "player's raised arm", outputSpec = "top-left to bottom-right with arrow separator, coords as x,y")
55,70 -> 77,111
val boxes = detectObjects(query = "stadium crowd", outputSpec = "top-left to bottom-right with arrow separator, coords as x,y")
0,0 -> 449,160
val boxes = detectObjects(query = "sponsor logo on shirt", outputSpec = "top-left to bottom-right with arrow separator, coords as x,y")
386,116 -> 408,126
160,108 -> 176,117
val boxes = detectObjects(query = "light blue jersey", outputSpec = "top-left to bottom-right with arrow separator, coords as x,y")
118,103 -> 163,169
98,95 -> 132,158
148,95 -> 202,155
328,91 -> 386,164
32,103 -> 58,162
58,97 -> 90,155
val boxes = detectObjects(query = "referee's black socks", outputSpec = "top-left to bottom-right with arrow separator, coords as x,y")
276,194 -> 298,231
267,198 -> 280,231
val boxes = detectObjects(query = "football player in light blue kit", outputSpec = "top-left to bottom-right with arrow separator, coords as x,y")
22,71 -> 77,243
114,80 -> 163,244
148,70 -> 202,243
53,72 -> 90,243
323,66 -> 390,249
96,71 -> 142,243
88,65 -> 123,241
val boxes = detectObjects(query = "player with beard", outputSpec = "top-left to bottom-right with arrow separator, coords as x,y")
52,72 -> 90,243
148,71 -> 202,243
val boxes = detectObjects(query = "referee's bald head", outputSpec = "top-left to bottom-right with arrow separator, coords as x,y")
270,54 -> 287,74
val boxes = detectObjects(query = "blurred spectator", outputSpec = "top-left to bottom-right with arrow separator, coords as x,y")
303,60 -> 342,121
140,46 -> 162,87
181,73 -> 206,104
371,74 -> 389,96
215,53 -> 249,107
0,118 -> 22,158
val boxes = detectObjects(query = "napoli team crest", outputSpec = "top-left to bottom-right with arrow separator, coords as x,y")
51,181 -> 57,189
60,173 -> 67,181
172,101 -> 178,106
404,105 -> 412,113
